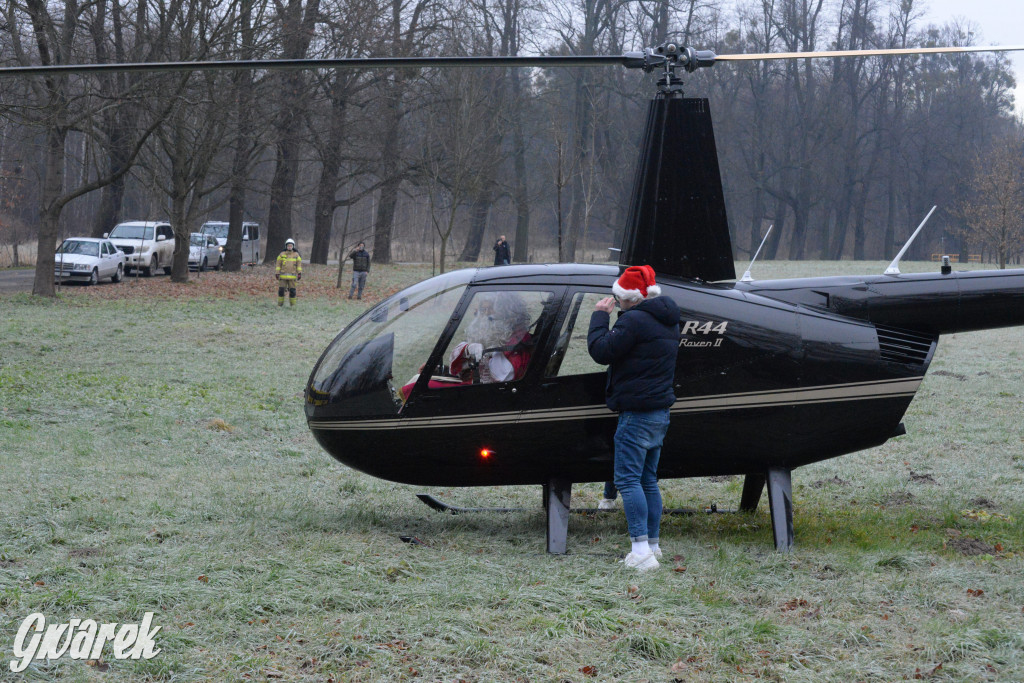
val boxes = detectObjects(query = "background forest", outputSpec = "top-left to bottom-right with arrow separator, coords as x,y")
2,0 -> 1023,293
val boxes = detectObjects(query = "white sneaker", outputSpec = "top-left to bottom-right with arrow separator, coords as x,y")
650,547 -> 663,559
622,551 -> 660,572
598,498 -> 618,511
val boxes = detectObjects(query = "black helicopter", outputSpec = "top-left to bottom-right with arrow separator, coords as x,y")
302,43 -> 1024,553
6,42 -> 1023,553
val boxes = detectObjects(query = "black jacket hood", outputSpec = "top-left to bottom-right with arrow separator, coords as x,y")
634,295 -> 680,326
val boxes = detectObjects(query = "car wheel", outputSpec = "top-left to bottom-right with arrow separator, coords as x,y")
164,262 -> 172,276
88,268 -> 99,286
112,264 -> 123,283
214,255 -> 222,271
144,256 -> 156,277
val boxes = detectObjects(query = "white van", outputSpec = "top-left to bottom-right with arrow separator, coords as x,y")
200,221 -> 260,264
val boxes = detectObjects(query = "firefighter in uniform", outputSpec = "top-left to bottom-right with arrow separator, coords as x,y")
275,238 -> 302,306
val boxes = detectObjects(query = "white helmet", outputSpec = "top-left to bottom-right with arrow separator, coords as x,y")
285,239 -> 295,247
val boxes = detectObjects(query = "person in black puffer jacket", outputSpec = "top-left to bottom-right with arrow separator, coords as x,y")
588,265 -> 679,572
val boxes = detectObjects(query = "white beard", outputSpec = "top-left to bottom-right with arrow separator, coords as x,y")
465,314 -> 514,350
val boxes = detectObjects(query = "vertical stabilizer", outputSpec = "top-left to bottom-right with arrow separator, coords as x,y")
619,95 -> 735,281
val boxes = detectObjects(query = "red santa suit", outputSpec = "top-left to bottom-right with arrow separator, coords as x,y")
400,330 -> 532,400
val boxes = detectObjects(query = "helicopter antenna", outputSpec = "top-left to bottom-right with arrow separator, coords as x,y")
740,224 -> 774,282
885,205 -> 937,275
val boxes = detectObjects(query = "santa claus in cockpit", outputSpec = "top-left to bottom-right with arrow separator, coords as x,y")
400,292 -> 533,399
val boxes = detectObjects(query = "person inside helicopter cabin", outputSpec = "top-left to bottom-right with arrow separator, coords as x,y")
399,291 -> 533,400
275,238 -> 302,307
587,265 -> 680,572
493,235 -> 511,266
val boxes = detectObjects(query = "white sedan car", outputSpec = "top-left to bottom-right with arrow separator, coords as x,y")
188,233 -> 223,271
54,237 -> 126,285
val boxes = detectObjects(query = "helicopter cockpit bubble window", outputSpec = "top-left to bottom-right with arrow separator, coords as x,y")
307,270 -> 473,417
436,290 -> 556,385
545,292 -> 609,378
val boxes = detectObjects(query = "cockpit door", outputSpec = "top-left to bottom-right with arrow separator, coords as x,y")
516,288 -> 619,478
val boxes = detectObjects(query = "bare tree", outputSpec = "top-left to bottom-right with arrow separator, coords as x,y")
262,0 -> 323,263
225,0 -> 272,272
417,67 -> 492,272
6,0 -> 172,296
368,0 -> 441,265
954,134 -> 1024,269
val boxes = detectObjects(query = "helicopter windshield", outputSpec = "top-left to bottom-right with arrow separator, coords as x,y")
306,269 -> 474,417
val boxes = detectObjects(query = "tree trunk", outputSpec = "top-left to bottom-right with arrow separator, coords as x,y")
852,180 -> 869,260
370,81 -> 404,265
372,177 -> 400,264
311,169 -> 339,265
224,2 -> 255,272
264,101 -> 303,262
91,156 -> 128,237
225,181 -> 247,271
32,126 -> 67,297
765,197 -> 786,260
312,82 -> 348,265
262,0 -> 321,262
789,198 -> 809,261
748,175 -> 765,258
828,174 -> 854,259
224,77 -> 252,272
510,70 -> 530,263
565,74 -> 593,262
457,185 -> 492,262
170,192 -> 189,282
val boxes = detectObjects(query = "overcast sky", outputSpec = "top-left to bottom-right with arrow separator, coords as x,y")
919,0 -> 1024,114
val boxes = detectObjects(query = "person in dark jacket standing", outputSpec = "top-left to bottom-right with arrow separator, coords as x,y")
588,265 -> 680,572
348,242 -> 370,299
493,235 -> 511,266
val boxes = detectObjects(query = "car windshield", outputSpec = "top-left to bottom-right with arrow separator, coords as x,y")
57,240 -> 98,257
190,234 -> 205,246
109,224 -> 153,240
201,223 -> 228,238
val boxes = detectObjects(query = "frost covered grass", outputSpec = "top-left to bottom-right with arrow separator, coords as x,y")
0,260 -> 1022,681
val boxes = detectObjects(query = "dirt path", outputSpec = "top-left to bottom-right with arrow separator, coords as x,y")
0,269 -> 34,293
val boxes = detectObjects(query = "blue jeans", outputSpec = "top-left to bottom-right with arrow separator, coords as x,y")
603,481 -> 618,500
613,408 -> 670,542
349,270 -> 367,297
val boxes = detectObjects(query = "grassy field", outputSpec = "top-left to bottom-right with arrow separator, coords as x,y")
1,260 -> 1022,682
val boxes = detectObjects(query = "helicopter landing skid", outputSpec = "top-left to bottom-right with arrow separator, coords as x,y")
414,493 -> 728,516
416,485 -> 737,555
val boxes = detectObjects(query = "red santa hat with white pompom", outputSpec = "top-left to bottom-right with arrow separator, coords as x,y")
612,265 -> 661,302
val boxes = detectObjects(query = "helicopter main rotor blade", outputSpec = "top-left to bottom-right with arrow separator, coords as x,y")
4,44 -> 1023,78
0,55 -> 628,78
716,45 -> 1024,62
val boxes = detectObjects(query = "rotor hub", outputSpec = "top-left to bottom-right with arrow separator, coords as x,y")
621,43 -> 718,93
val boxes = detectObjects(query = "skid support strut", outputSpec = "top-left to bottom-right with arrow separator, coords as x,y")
739,473 -> 766,512
545,478 -> 572,554
766,467 -> 794,552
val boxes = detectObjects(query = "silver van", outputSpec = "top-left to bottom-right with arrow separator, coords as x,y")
200,221 -> 260,264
